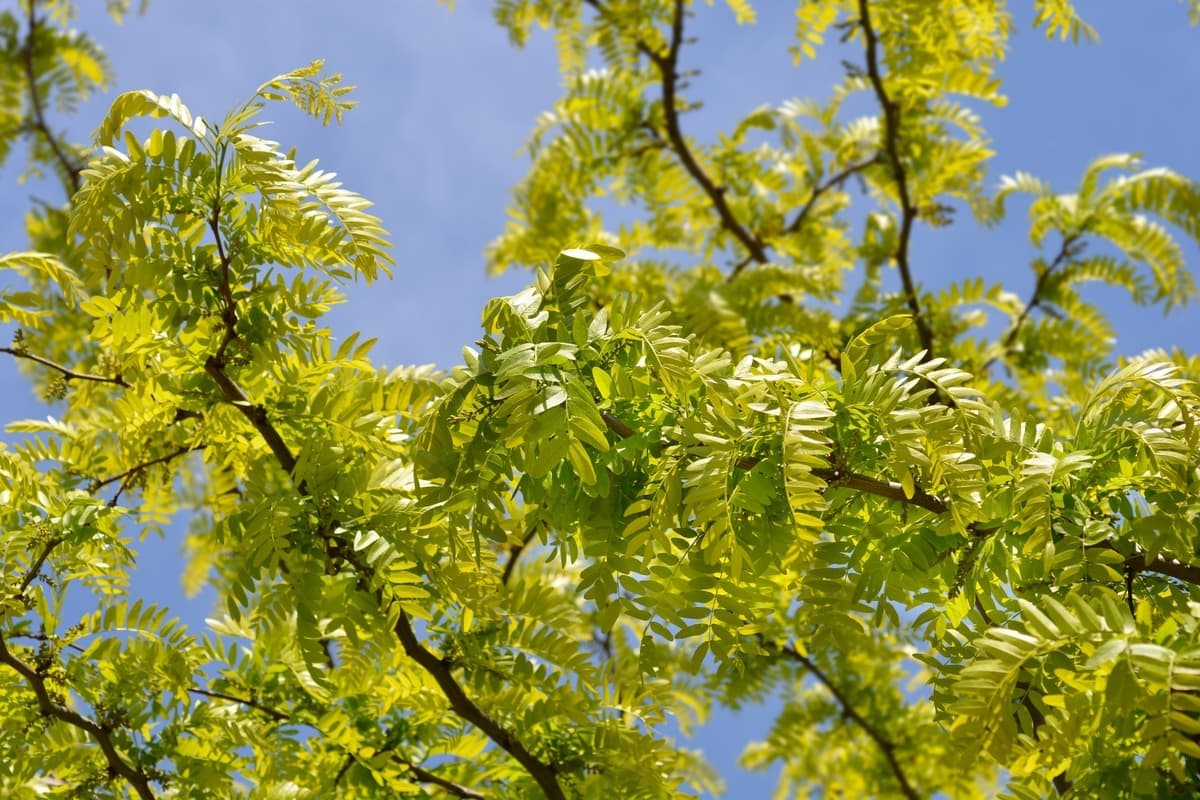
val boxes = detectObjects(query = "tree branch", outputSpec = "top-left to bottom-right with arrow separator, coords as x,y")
191,687 -> 486,798
769,640 -> 920,800
730,154 -> 882,278
598,409 -> 1200,586
202,352 -> 563,796
204,357 -> 297,474
188,687 -> 290,722
587,0 -> 769,265
857,0 -> 933,356
393,612 -> 564,800
1013,681 -> 1072,795
651,0 -> 769,263
814,467 -> 948,514
501,523 -> 540,586
402,759 -> 487,800
0,632 -> 157,800
983,232 -> 1083,371
15,536 -> 64,597
585,0 -> 879,292
93,444 -> 207,505
208,206 -> 240,363
1,346 -> 130,387
1113,546 -> 1200,587
21,7 -> 83,194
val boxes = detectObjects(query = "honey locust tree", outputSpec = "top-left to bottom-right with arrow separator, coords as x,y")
3,0 -> 1200,797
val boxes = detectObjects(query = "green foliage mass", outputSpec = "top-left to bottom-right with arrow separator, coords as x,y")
2,1 -> 1200,797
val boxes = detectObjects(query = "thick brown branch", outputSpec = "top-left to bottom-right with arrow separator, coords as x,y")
21,8 -> 82,194
857,0 -> 932,356
600,409 -> 637,439
771,641 -> 919,800
0,632 -> 156,800
206,353 -> 561,796
1,347 -> 130,387
1114,547 -> 1200,587
204,358 -> 297,474
393,612 -> 564,800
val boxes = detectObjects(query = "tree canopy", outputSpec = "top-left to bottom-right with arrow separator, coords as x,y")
2,1 -> 1200,797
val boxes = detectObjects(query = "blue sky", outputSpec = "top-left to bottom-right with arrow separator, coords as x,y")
3,1 -> 1199,796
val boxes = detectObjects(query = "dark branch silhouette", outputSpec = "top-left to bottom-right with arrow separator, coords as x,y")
768,640 -> 920,800
858,0 -> 933,356
21,7 -> 83,194
203,355 -> 565,799
984,232 -> 1084,371
598,408 -> 1200,588
1,346 -> 130,387
0,633 -> 157,800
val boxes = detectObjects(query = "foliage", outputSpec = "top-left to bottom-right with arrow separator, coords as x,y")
1,0 -> 1199,798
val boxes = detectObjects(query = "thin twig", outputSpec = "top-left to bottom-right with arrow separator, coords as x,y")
402,759 -> 487,800
1013,681 -> 1072,794
1,347 -> 129,387
770,640 -> 920,800
857,0 -> 932,356
588,0 -> 768,264
501,524 -> 539,586
598,408 -> 1200,587
651,0 -> 768,262
0,632 -> 157,800
730,154 -> 882,278
16,536 -> 64,596
188,687 -> 290,722
192,687 -> 487,797
94,444 -> 207,506
983,233 -> 1082,371
208,206 -> 240,363
21,6 -> 83,194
